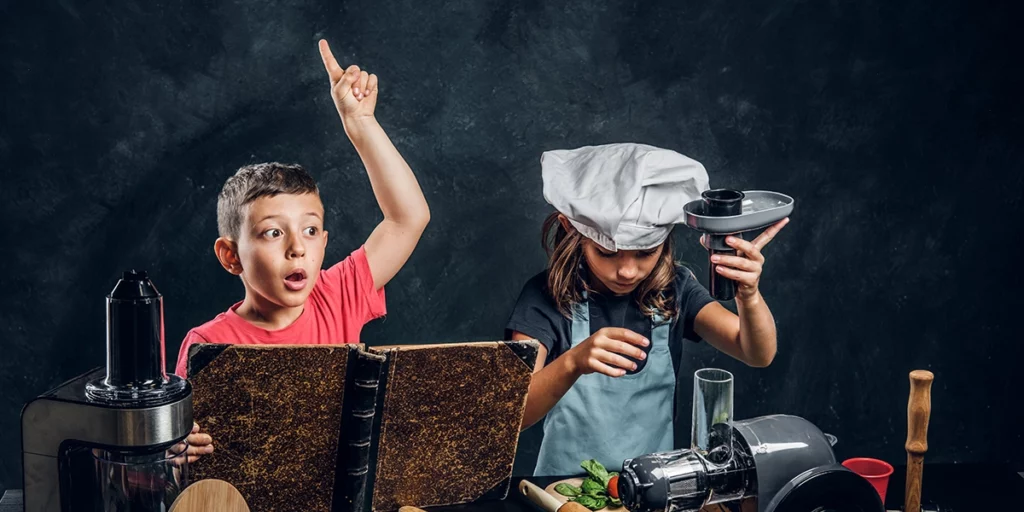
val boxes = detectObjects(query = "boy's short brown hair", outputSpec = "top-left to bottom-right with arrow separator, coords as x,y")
217,162 -> 320,240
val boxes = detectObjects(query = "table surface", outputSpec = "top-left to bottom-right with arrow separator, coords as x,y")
3,464 -> 1021,511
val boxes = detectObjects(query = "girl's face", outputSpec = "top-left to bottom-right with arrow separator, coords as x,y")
581,239 -> 664,296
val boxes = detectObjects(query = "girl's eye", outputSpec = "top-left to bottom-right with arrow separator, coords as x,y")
304,227 -> 319,236
597,250 -> 616,259
639,250 -> 656,258
264,228 -> 283,239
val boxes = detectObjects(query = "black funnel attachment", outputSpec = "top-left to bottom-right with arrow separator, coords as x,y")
682,189 -> 794,302
86,270 -> 188,405
702,190 -> 744,301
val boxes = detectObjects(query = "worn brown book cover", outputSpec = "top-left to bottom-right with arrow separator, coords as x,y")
186,340 -> 538,512
368,341 -> 537,511
187,344 -> 354,512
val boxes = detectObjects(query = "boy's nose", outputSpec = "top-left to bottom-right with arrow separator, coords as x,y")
287,237 -> 306,258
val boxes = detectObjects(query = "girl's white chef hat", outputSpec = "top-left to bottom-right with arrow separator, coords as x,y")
542,143 -> 710,251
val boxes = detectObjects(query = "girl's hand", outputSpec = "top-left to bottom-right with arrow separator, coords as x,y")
186,422 -> 215,463
318,39 -> 378,124
708,217 -> 789,302
568,327 -> 649,377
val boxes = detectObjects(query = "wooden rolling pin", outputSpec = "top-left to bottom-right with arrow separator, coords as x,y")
904,370 -> 933,512
519,479 -> 593,512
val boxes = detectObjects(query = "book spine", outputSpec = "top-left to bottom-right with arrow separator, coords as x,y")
364,349 -> 393,512
332,349 -> 385,512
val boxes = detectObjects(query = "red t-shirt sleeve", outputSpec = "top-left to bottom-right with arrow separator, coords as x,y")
319,245 -> 387,326
174,329 -> 210,378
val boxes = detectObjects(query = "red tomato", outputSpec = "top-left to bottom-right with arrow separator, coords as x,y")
607,475 -> 619,499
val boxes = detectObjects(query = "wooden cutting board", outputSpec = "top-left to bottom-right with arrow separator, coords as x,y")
543,478 -> 740,512
169,479 -> 250,512
544,478 -> 625,511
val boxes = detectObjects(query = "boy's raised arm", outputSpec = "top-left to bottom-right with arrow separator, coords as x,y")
319,40 -> 430,290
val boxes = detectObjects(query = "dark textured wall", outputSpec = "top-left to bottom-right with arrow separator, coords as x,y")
2,0 -> 1022,490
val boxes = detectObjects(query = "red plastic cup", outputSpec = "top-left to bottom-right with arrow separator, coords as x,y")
842,457 -> 894,503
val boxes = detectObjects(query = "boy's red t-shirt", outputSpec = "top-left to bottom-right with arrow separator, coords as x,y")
174,246 -> 386,377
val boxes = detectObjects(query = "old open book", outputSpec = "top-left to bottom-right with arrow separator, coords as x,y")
187,341 -> 538,512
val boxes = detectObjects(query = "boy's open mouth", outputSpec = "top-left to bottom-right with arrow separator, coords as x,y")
283,269 -> 308,291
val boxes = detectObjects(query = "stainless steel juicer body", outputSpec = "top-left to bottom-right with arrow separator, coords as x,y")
620,415 -> 885,512
21,370 -> 192,511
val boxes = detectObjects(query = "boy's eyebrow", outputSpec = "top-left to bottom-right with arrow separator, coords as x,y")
254,214 -> 282,224
253,212 -> 323,223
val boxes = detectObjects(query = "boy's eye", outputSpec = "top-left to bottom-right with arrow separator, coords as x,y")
263,228 -> 283,239
304,227 -> 319,236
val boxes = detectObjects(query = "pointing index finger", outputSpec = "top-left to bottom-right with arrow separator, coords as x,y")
318,39 -> 344,83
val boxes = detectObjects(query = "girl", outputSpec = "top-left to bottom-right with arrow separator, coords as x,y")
506,143 -> 788,476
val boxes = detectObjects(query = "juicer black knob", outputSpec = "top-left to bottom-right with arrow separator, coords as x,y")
106,269 -> 166,390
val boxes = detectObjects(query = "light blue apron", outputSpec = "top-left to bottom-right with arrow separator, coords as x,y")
534,294 -> 675,476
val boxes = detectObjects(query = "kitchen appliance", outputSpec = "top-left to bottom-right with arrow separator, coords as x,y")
21,270 -> 193,511
618,368 -> 884,512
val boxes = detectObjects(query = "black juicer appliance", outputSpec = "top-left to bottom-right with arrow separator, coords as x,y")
683,189 -> 794,301
21,270 -> 193,511
618,369 -> 885,512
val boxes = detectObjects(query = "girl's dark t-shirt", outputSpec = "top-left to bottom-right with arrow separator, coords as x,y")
505,267 -> 716,374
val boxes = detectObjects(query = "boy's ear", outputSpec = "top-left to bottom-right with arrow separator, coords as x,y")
214,237 -> 243,275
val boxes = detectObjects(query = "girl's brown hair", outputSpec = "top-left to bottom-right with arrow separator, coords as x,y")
542,212 -> 679,321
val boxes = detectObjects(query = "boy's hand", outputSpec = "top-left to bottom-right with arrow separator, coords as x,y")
705,217 -> 790,302
319,39 -> 378,125
186,422 -> 215,463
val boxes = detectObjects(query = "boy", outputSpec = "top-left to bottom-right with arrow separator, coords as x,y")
176,40 -> 430,461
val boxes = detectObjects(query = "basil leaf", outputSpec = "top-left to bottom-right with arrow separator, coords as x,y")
575,494 -> 606,510
554,483 -> 582,497
580,459 -> 611,485
581,477 -> 606,495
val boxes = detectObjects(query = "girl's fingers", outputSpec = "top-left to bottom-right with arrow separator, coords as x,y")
726,236 -> 764,263
589,358 -> 628,377
596,349 -> 638,372
599,327 -> 649,347
609,340 -> 647,361
711,254 -> 760,272
715,266 -> 759,285
751,217 -> 789,250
